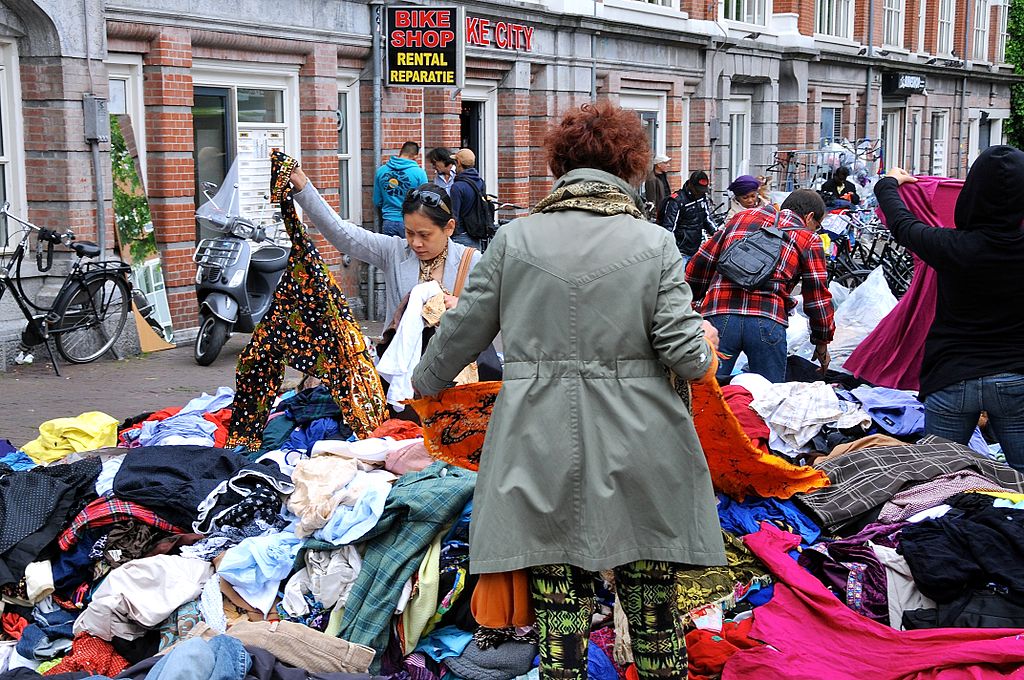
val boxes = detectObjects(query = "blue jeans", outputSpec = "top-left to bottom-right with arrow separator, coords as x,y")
451,231 -> 482,250
145,635 -> 251,680
382,219 -> 405,237
707,314 -> 787,384
925,373 -> 1024,471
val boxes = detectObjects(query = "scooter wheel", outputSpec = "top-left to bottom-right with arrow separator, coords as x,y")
194,314 -> 229,366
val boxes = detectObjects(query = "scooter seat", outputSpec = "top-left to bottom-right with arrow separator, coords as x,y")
250,246 -> 288,273
72,241 -> 101,259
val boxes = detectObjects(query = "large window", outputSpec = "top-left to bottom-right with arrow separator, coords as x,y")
997,2 -> 1009,62
930,111 -> 948,176
883,0 -> 905,47
816,0 -> 853,38
336,75 -> 362,224
723,0 -> 768,25
821,106 -> 843,144
973,0 -> 990,60
106,54 -> 146,177
0,41 -> 22,249
938,0 -> 955,55
729,98 -> 751,180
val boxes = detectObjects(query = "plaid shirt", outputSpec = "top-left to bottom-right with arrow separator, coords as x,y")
686,205 -> 835,344
59,494 -> 184,551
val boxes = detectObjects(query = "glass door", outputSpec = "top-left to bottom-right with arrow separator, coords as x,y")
193,86 -> 233,241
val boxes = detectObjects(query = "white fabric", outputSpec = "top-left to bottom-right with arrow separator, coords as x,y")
255,449 -> 306,477
95,455 -> 125,496
309,437 -> 409,464
287,455 -> 363,538
906,504 -> 952,523
281,545 -> 363,617
24,561 -> 53,604
871,542 -> 936,630
200,574 -> 229,634
376,280 -> 444,407
73,555 -> 213,641
749,381 -> 871,455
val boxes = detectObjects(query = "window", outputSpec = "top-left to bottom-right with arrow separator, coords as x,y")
336,75 -> 362,224
0,41 -> 22,249
106,55 -> 147,179
930,111 -> 948,176
997,2 -> 1009,62
636,0 -> 674,5
973,0 -> 990,60
918,0 -> 928,52
938,0 -> 955,55
816,0 -> 853,38
723,0 -> 768,25
728,98 -> 751,180
821,106 -> 843,143
883,0 -> 905,47
881,109 -> 904,171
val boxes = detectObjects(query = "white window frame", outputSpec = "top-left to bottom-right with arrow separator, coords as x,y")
462,79 -> 498,195
336,72 -> 362,225
620,90 -> 668,160
0,39 -> 24,250
821,104 -> 844,143
938,0 -> 955,55
106,53 -> 147,179
973,0 -> 991,61
881,108 -> 904,171
930,110 -> 948,176
997,2 -> 1009,63
883,0 -> 906,48
680,96 -> 691,181
728,97 -> 752,180
722,0 -> 770,26
917,0 -> 928,53
815,0 -> 854,39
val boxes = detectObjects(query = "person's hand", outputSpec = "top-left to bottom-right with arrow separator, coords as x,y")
444,294 -> 459,310
813,343 -> 831,374
290,165 -> 308,192
702,320 -> 720,351
886,167 -> 917,186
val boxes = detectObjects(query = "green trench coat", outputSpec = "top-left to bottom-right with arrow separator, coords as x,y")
413,168 -> 727,574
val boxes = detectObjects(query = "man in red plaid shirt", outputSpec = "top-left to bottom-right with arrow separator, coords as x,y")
685,189 -> 835,383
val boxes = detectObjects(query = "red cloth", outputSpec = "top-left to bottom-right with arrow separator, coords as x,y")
720,386 -> 770,454
724,524 -> 1024,679
687,205 -> 836,345
118,406 -> 232,447
844,177 -> 963,391
2,613 -> 26,640
118,406 -> 181,445
43,634 -> 129,677
370,419 -> 423,441
686,618 -> 760,680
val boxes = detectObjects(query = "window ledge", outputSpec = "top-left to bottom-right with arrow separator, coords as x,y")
814,33 -> 857,46
603,0 -> 687,18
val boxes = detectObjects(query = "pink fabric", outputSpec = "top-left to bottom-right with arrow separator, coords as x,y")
724,523 -> 1024,680
845,177 -> 964,391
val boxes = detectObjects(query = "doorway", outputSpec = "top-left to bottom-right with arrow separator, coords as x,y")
460,100 -> 483,179
193,86 -> 233,241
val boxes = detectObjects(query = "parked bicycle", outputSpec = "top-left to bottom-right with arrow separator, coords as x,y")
480,197 -> 525,251
0,202 -> 132,375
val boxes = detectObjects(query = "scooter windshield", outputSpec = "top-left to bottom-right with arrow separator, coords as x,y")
196,159 -> 243,232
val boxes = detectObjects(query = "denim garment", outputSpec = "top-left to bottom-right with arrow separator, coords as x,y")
217,532 -> 302,616
707,314 -> 787,383
450,232 -> 481,250
143,635 -> 250,680
925,373 -> 1024,471
382,220 -> 405,238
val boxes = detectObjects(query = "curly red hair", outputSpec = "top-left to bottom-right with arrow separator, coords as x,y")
545,101 -> 652,184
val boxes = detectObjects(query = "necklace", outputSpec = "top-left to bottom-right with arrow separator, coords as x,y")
418,248 -> 447,283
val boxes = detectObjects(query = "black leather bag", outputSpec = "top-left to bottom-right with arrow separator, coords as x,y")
716,211 -> 786,292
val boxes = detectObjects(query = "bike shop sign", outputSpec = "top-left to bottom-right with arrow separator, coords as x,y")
386,7 -> 465,87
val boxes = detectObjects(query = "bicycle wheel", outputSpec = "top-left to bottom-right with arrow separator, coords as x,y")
835,269 -> 872,290
53,274 -> 131,363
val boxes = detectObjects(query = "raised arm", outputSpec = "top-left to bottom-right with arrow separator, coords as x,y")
875,172 -> 961,270
291,168 -> 397,270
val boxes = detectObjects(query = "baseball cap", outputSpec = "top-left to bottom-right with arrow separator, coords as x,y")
653,154 -> 671,165
689,170 -> 710,188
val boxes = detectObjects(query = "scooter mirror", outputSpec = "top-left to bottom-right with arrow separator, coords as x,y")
202,182 -> 219,192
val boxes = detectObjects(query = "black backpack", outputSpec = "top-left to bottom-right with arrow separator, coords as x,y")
455,177 -> 495,240
716,211 -> 787,291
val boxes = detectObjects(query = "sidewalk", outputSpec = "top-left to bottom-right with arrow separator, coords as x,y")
0,322 -> 386,446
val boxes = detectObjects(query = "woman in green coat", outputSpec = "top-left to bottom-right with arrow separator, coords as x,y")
413,102 -> 726,679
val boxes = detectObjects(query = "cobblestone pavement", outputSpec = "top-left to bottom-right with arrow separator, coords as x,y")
0,322 -> 386,446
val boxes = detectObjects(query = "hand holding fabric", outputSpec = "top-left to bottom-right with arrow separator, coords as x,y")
886,167 -> 917,186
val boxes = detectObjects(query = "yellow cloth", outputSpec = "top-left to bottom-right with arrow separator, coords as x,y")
21,411 -> 118,463
401,531 -> 444,655
977,491 -> 1024,503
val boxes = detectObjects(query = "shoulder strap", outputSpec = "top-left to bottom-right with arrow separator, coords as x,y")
453,247 -> 477,296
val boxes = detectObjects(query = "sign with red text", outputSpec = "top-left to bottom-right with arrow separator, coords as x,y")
387,6 -> 465,86
466,17 -> 535,51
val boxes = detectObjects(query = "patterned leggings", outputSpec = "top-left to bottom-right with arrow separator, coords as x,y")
530,561 -> 685,680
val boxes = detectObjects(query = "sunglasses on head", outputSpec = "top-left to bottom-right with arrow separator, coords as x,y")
410,188 -> 452,214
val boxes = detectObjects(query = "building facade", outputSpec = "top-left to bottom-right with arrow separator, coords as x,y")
0,0 -> 1017,366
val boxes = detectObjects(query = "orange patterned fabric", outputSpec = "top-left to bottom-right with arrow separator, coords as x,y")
471,570 -> 535,628
690,378 -> 829,500
406,381 -> 501,472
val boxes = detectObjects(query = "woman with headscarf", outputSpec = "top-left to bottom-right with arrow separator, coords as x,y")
882,145 -> 1024,470
412,102 -> 726,679
726,174 -> 768,220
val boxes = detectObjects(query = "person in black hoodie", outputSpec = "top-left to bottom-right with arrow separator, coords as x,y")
881,145 -> 1024,470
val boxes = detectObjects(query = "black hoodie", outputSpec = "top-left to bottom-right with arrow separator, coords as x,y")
875,145 -> 1024,397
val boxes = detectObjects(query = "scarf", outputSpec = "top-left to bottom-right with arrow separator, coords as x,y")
533,180 -> 645,220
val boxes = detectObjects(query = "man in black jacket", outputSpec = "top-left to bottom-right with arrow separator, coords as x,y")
660,170 -> 716,263
820,166 -> 861,209
450,148 -> 487,249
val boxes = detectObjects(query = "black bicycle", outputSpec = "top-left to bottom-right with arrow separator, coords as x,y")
0,201 -> 132,375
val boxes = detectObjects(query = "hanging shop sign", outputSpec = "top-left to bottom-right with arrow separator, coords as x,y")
386,6 -> 465,87
882,72 -> 927,97
466,17 -> 535,51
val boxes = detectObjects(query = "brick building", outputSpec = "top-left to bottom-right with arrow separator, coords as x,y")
0,0 -> 1017,365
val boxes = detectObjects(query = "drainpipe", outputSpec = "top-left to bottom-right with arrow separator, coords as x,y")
369,0 -> 384,321
82,0 -> 107,257
865,0 -> 874,141
957,0 -> 974,176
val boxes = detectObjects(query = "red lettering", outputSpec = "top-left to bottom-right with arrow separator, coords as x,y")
394,10 -> 411,28
494,21 -> 508,49
522,25 -> 534,51
395,10 -> 451,29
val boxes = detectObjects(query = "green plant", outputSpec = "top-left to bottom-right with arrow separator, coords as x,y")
1007,0 -> 1024,147
109,116 -> 158,263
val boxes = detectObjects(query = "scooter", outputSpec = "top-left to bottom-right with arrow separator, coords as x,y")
192,164 -> 289,366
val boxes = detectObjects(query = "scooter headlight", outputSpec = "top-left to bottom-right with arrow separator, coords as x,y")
195,268 -> 203,285
230,220 -> 257,240
228,270 -> 245,288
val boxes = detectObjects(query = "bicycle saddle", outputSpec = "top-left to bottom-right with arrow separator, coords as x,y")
72,241 -> 101,259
